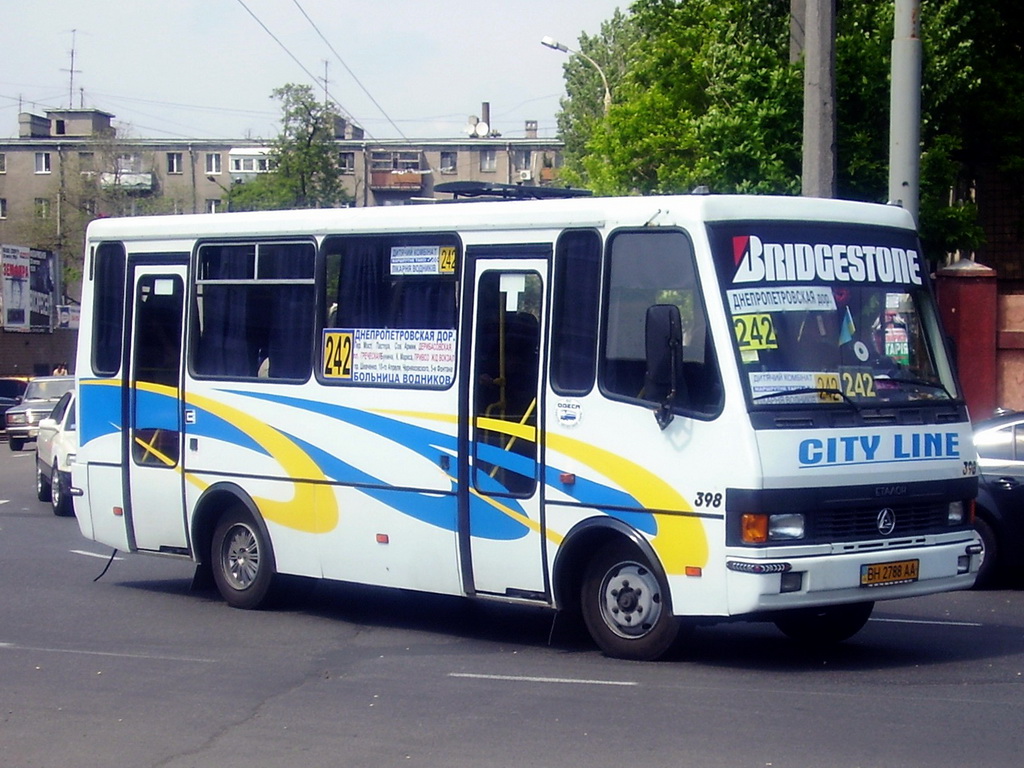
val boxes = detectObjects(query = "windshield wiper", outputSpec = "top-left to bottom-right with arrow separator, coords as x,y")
874,375 -> 953,399
752,387 -> 858,407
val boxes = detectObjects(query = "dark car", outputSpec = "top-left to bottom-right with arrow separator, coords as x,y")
972,410 -> 1024,587
4,376 -> 74,451
0,377 -> 30,435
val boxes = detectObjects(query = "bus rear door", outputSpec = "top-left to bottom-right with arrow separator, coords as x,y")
125,260 -> 189,553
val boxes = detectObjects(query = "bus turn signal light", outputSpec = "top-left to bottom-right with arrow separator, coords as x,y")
741,513 -> 768,544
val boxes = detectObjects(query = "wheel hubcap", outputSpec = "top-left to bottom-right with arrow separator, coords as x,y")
600,561 -> 663,639
223,524 -> 260,590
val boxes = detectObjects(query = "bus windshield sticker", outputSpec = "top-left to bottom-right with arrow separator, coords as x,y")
390,245 -> 458,276
727,286 -> 836,315
323,328 -> 456,387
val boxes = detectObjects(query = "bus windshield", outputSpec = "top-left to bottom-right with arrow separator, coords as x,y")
708,221 -> 957,407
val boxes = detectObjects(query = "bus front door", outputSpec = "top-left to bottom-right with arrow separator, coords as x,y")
462,250 -> 549,600
125,262 -> 189,553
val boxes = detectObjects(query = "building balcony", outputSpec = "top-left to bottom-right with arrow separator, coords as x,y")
99,171 -> 154,192
370,170 -> 424,191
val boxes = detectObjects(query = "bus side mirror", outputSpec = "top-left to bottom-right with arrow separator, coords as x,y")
645,304 -> 684,430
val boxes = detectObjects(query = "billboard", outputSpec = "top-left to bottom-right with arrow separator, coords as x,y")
1,244 -> 55,332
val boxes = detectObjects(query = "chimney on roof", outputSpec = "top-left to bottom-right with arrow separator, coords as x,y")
525,120 -> 538,139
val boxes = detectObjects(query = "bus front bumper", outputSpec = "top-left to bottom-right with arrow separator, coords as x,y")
722,532 -> 982,617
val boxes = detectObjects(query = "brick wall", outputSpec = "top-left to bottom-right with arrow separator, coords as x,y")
0,329 -> 78,377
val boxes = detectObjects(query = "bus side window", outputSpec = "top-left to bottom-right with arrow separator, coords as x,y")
601,230 -> 723,419
551,230 -> 601,395
92,242 -> 127,376
192,242 -> 315,381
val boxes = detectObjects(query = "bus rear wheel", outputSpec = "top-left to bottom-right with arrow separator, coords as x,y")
211,508 -> 276,609
773,601 -> 874,645
580,540 -> 679,661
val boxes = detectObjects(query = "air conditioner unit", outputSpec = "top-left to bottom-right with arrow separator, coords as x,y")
518,170 -> 533,181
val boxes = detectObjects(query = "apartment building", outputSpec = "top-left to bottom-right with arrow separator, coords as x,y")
0,108 -> 564,372
0,108 -> 565,237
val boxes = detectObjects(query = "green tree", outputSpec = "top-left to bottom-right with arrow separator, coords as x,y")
557,0 -> 1021,260
228,84 -> 350,211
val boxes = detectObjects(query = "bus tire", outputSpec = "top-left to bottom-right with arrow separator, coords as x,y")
580,540 -> 679,660
211,507 -> 276,610
773,601 -> 874,645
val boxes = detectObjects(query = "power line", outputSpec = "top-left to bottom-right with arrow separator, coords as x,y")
290,0 -> 407,139
233,0 -> 376,139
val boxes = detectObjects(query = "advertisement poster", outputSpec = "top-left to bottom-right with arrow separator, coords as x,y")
1,244 -> 55,331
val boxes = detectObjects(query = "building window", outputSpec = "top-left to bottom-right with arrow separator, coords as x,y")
0,153 -> 6,173
82,199 -> 97,216
205,153 -> 222,175
370,150 -> 420,172
339,151 -> 355,174
117,154 -> 140,173
206,199 -> 222,214
78,152 -> 94,171
35,198 -> 51,219
0,198 -> 7,219
480,149 -> 496,173
440,151 -> 458,174
35,152 -> 52,174
167,152 -> 183,174
512,149 -> 532,172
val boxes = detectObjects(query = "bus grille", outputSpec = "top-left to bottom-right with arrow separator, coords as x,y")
809,503 -> 950,542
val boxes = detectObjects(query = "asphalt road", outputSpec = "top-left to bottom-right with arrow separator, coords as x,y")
2,439 -> 1023,768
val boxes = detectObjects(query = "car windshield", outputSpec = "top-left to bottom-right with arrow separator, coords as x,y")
23,378 -> 73,401
709,221 -> 958,407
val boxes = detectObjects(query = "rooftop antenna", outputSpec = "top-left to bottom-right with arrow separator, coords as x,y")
61,29 -> 82,108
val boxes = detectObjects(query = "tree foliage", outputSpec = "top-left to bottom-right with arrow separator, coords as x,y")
228,84 -> 350,211
557,0 -> 1023,259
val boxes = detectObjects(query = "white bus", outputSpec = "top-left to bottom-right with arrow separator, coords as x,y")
71,192 -> 982,660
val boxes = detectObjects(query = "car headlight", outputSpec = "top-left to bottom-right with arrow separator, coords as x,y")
947,500 -> 967,525
7,412 -> 26,425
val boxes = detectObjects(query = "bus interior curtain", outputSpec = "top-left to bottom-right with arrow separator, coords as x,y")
196,248 -> 257,376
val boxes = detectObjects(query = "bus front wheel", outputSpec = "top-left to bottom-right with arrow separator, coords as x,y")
580,540 -> 679,660
211,508 -> 276,610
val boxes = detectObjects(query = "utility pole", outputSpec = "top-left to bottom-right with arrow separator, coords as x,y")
888,0 -> 922,224
799,0 -> 837,198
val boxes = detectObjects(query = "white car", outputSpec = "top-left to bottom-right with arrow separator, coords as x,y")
35,390 -> 77,516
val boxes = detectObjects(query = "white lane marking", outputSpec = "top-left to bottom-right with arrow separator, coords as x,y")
71,549 -> 123,560
871,617 -> 983,628
0,642 -> 215,663
450,672 -> 637,687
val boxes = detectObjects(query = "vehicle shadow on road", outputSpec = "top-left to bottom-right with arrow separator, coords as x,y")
114,573 -> 1024,671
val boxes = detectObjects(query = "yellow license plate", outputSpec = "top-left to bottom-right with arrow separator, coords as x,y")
860,559 -> 919,587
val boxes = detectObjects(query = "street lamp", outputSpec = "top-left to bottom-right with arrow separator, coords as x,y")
542,35 -> 611,116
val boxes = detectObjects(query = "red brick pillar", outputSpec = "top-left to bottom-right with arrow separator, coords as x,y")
934,259 -> 998,420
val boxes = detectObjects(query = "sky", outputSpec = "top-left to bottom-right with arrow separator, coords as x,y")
2,0 -> 626,142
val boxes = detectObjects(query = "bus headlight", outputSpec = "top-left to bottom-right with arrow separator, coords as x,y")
768,513 -> 805,541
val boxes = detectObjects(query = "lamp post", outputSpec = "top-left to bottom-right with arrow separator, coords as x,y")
541,35 -> 611,116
